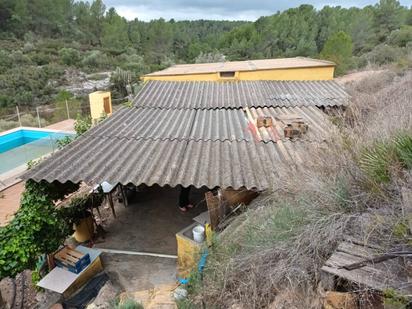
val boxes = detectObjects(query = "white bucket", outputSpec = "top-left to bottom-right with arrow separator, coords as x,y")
192,225 -> 205,243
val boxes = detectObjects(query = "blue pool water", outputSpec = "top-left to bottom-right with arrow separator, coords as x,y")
0,129 -> 73,174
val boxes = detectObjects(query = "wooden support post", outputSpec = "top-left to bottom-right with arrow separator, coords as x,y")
16,105 -> 22,127
217,190 -> 226,223
108,192 -> 116,217
65,99 -> 70,119
47,253 -> 55,271
120,185 -> 128,207
205,191 -> 220,230
36,106 -> 41,127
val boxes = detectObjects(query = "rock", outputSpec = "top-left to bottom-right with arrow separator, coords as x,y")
0,290 -> 5,309
61,69 -> 112,96
36,290 -> 61,309
0,270 -> 40,309
86,281 -> 119,309
0,277 -> 14,309
173,287 -> 187,300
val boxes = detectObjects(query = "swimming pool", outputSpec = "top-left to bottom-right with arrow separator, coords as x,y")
0,128 -> 74,174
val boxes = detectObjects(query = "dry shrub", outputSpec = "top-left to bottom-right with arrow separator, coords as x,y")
188,70 -> 412,308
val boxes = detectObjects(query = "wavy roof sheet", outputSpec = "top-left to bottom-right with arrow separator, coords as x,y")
133,80 -> 348,109
25,80 -> 348,190
83,105 -> 330,143
25,136 -> 309,190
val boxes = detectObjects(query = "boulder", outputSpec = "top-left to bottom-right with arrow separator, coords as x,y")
86,281 -> 119,309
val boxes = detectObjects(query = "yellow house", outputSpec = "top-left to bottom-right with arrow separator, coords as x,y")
89,91 -> 112,124
142,57 -> 336,82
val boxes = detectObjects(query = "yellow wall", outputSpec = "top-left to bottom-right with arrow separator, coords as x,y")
176,233 -> 201,278
142,66 -> 335,82
89,91 -> 112,123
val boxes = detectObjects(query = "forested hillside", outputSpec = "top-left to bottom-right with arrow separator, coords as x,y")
0,0 -> 411,108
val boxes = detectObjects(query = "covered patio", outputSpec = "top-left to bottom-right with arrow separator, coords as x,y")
97,185 -> 207,254
93,185 -> 208,291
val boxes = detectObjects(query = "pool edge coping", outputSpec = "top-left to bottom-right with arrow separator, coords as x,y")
0,126 -> 75,137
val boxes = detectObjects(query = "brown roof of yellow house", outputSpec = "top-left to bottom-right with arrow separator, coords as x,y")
144,57 -> 336,77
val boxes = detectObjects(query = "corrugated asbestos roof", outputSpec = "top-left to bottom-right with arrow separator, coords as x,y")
133,80 -> 348,109
25,80 -> 349,190
144,57 -> 335,77
25,136 -> 310,190
83,105 -> 330,143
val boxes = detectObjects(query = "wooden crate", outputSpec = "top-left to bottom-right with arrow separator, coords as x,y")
63,256 -> 103,298
54,246 -> 90,274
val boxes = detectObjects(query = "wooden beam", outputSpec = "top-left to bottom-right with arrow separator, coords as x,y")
205,192 -> 220,230
120,185 -> 128,207
108,192 -> 116,218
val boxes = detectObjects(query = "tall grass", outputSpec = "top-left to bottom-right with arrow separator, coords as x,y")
187,70 -> 412,308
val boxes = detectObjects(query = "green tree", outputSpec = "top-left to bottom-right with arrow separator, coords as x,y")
101,8 -> 129,49
11,0 -> 30,36
128,19 -> 142,51
388,25 -> 412,46
406,7 -> 412,25
90,0 -> 106,45
144,19 -> 173,64
320,31 -> 353,75
374,0 -> 404,42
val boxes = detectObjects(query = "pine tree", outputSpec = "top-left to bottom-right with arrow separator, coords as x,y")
320,31 -> 353,75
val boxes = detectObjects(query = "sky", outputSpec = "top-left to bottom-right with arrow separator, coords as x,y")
102,0 -> 411,21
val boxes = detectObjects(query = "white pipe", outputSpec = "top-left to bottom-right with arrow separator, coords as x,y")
94,247 -> 177,259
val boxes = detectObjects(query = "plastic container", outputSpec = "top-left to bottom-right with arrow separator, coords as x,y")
73,214 -> 94,242
192,225 -> 205,243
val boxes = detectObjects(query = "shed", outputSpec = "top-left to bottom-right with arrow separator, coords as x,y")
24,78 -> 349,283
142,57 -> 336,82
89,91 -> 112,124
25,80 -> 348,189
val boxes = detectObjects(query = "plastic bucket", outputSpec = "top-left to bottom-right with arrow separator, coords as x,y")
192,225 -> 205,243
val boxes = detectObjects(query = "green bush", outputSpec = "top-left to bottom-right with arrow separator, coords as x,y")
360,141 -> 395,183
10,50 -> 31,65
362,44 -> 404,66
0,64 -> 63,106
74,114 -> 92,136
0,180 -> 78,278
359,133 -> 412,184
28,51 -> 52,65
394,133 -> 412,169
389,25 -> 412,47
0,50 -> 12,73
81,50 -> 109,69
59,47 -> 81,66
56,136 -> 74,149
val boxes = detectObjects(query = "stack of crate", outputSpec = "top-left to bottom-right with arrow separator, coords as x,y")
54,246 -> 91,274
